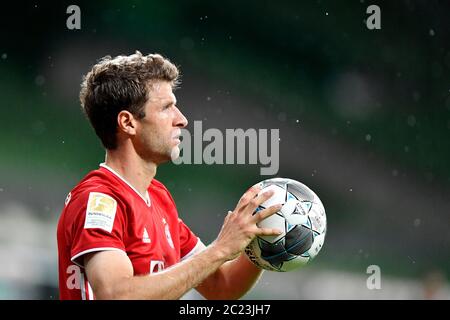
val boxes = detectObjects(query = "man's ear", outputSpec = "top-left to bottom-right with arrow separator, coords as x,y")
117,110 -> 137,136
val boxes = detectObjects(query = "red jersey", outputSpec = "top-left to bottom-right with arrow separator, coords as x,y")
57,164 -> 203,300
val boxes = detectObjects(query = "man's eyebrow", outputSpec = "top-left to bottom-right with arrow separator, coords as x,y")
163,98 -> 177,105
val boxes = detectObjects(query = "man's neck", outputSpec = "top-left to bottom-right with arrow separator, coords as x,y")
104,148 -> 157,199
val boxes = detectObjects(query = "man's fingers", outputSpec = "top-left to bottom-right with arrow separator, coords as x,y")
245,190 -> 276,213
236,184 -> 262,209
252,204 -> 282,222
255,227 -> 283,237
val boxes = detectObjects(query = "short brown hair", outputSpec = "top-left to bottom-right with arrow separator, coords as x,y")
80,51 -> 180,149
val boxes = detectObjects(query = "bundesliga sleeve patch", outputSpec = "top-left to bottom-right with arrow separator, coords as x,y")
84,192 -> 118,233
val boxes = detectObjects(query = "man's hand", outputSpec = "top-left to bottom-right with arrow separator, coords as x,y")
212,185 -> 282,261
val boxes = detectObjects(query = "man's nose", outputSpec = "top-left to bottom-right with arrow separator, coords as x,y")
174,106 -> 188,128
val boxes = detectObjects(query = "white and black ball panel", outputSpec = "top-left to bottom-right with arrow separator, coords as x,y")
284,225 -> 314,255
307,233 -> 325,259
261,177 -> 289,189
258,238 -> 296,268
285,180 -> 315,202
309,208 -> 326,234
257,210 -> 286,243
283,199 -> 309,226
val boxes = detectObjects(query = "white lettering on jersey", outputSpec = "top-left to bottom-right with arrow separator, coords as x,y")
84,192 -> 117,233
66,264 -> 81,290
150,260 -> 165,274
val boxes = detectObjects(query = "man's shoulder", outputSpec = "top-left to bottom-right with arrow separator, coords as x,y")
150,179 -> 176,204
150,178 -> 168,191
69,168 -> 129,203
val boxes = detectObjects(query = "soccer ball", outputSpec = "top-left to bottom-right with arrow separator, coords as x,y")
245,178 -> 327,272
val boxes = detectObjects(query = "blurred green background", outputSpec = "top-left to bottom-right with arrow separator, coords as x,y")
0,0 -> 449,299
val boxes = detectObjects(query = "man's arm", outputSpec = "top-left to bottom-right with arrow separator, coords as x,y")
195,252 -> 263,300
84,242 -> 229,300
84,186 -> 281,300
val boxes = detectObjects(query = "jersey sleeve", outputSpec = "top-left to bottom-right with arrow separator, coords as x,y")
68,191 -> 127,267
178,218 -> 205,261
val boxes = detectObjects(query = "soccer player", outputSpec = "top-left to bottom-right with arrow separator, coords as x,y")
57,51 -> 282,300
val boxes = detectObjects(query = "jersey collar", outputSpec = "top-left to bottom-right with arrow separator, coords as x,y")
99,163 -> 151,207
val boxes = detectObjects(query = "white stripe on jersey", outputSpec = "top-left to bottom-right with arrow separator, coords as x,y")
181,238 -> 206,261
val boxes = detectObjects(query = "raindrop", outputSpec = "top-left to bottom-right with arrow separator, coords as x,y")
407,115 -> 416,127
35,75 -> 45,86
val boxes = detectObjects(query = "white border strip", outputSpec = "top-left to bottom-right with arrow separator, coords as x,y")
181,238 -> 206,262
80,273 -> 86,300
87,282 -> 94,300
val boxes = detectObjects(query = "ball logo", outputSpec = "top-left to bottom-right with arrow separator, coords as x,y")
294,202 -> 306,215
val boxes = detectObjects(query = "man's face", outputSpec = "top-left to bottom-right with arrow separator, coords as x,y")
134,81 -> 187,164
